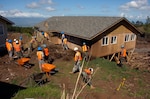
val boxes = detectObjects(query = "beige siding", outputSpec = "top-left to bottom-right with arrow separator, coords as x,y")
91,25 -> 136,57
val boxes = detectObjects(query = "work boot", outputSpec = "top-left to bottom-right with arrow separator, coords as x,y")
90,85 -> 95,89
69,72 -> 74,74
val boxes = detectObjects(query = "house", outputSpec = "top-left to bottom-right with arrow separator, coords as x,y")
34,16 -> 142,58
0,15 -> 14,48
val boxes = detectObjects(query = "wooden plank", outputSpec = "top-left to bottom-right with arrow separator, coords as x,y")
110,53 -> 115,61
127,48 -> 135,62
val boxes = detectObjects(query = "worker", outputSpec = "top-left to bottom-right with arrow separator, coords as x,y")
40,31 -> 45,44
37,46 -> 45,72
70,47 -> 82,73
62,37 -> 68,50
19,36 -> 24,52
13,39 -> 17,56
82,42 -> 89,61
43,44 -> 50,62
81,68 -> 95,89
120,45 -> 127,64
29,36 -> 36,52
61,31 -> 65,43
6,39 -> 13,60
14,40 -> 23,59
44,32 -> 51,42
5,39 -> 9,49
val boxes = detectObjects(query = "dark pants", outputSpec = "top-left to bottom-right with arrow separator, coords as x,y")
81,72 -> 91,86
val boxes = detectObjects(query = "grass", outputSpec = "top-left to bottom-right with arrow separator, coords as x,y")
12,83 -> 61,99
12,58 -> 150,99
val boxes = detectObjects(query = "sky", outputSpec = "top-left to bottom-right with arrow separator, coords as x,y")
0,0 -> 150,22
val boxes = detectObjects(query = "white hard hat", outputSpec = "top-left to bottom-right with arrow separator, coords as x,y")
89,68 -> 94,74
121,45 -> 124,48
74,47 -> 78,51
16,40 -> 19,44
14,39 -> 16,41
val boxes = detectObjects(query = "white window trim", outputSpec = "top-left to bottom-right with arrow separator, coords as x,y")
130,34 -> 136,41
125,34 -> 130,42
101,36 -> 109,46
110,36 -> 117,44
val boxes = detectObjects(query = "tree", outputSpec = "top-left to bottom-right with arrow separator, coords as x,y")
145,16 -> 150,25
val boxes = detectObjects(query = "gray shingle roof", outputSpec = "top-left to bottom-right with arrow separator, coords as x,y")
35,16 -> 124,40
0,15 -> 14,25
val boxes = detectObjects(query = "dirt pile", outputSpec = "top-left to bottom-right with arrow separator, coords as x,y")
128,38 -> 150,72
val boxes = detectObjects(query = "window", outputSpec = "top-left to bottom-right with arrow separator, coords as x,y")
102,36 -> 109,46
125,34 -> 130,42
131,34 -> 136,41
0,24 -> 4,35
110,36 -> 117,44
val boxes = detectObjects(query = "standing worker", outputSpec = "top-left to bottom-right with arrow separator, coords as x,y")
81,67 -> 95,89
70,47 -> 82,74
82,42 -> 89,61
62,37 -> 68,50
19,36 -> 24,52
61,31 -> 65,43
29,36 -> 36,53
43,44 -> 49,62
14,40 -> 23,59
44,32 -> 51,42
120,45 -> 127,64
41,31 -> 45,44
13,39 -> 17,56
6,39 -> 13,60
37,47 -> 45,72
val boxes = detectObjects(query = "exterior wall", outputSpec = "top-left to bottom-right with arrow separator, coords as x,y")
49,32 -> 83,50
0,20 -> 7,48
91,25 -> 136,57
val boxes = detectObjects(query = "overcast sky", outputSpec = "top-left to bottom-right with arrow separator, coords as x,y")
0,0 -> 150,21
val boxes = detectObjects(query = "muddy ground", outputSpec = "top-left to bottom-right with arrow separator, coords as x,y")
0,33 -> 150,99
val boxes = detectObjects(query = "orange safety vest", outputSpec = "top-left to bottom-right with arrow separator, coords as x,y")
6,42 -> 12,51
63,38 -> 67,44
84,68 -> 91,75
121,48 -> 126,57
14,44 -> 21,52
74,51 -> 82,61
82,45 -> 88,52
37,51 -> 44,60
13,42 -> 16,48
44,32 -> 48,38
5,42 -> 9,49
44,48 -> 49,56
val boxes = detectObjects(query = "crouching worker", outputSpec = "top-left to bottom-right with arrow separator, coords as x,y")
81,68 -> 95,89
70,47 -> 82,74
37,47 -> 45,72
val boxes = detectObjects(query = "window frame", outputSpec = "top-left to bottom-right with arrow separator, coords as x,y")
124,34 -> 130,42
110,36 -> 117,44
101,36 -> 109,46
130,34 -> 136,41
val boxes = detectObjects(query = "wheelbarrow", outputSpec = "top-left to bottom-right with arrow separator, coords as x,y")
41,63 -> 59,79
42,63 -> 59,74
17,58 -> 32,68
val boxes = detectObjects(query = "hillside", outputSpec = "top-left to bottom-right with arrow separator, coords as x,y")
0,33 -> 150,99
